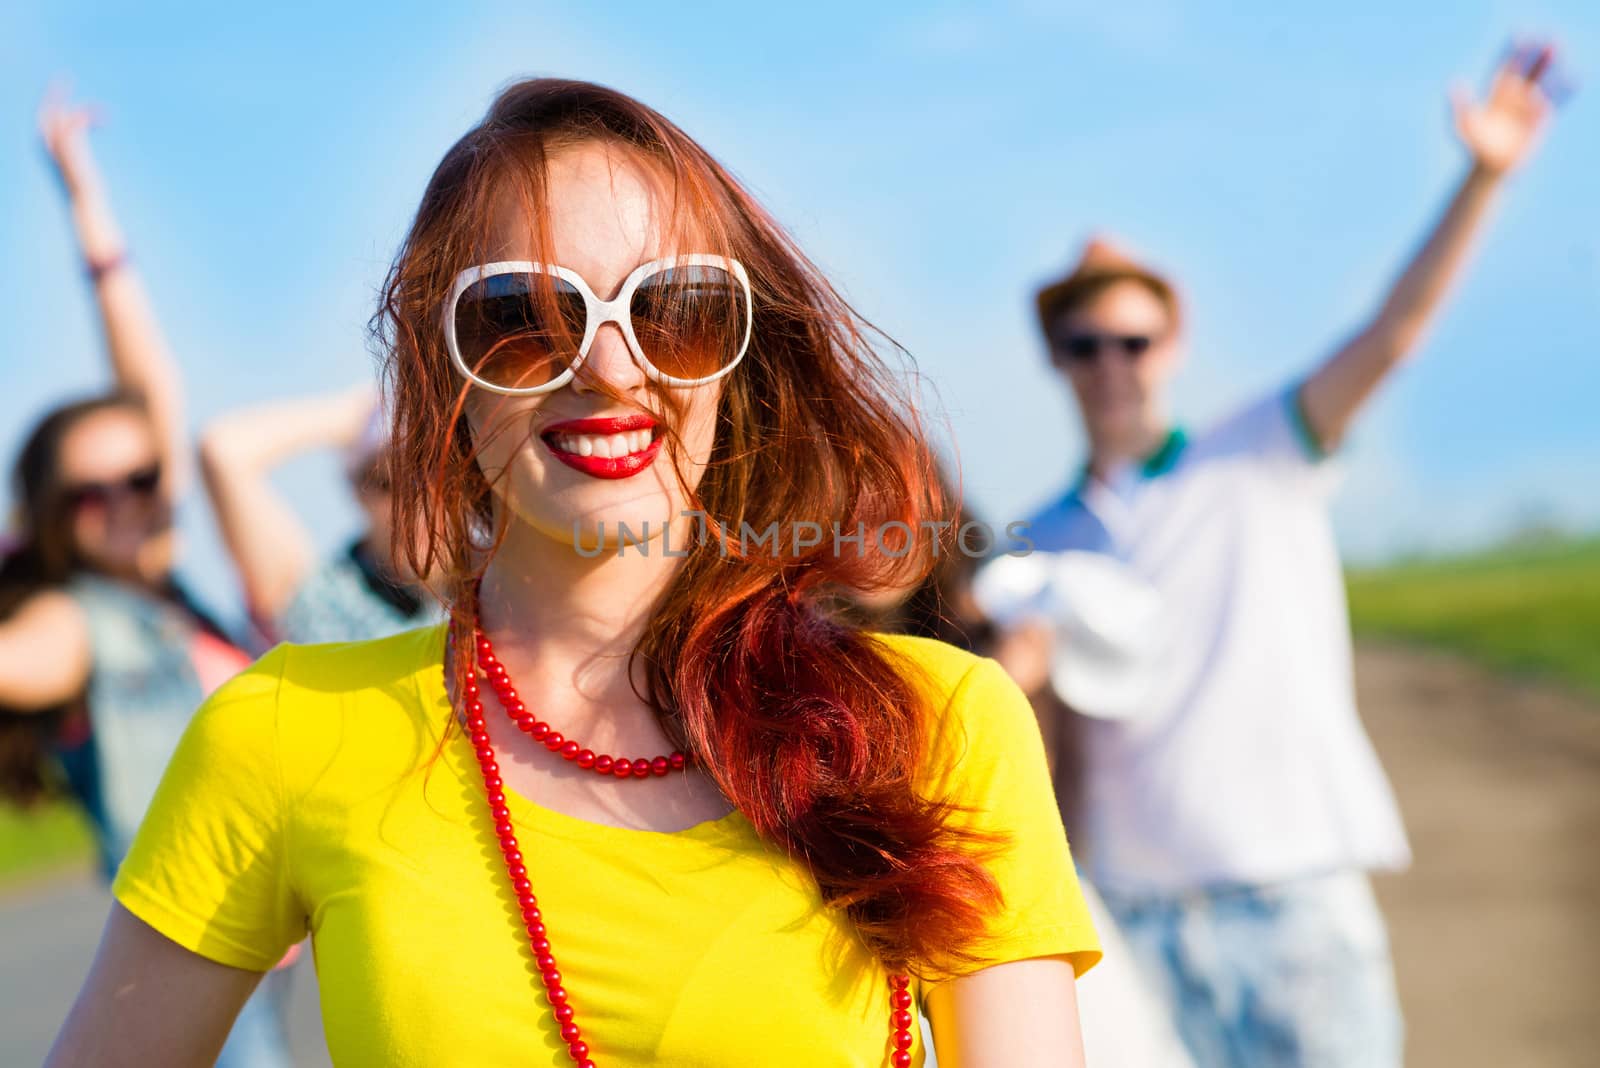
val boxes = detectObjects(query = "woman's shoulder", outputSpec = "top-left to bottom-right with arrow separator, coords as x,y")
199,621 -> 450,748
863,630 -> 1043,790
863,630 -> 987,688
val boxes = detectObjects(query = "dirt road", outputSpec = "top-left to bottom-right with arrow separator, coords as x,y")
1358,645 -> 1600,1068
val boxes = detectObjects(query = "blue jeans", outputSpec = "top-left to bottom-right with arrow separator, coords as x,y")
1100,871 -> 1403,1068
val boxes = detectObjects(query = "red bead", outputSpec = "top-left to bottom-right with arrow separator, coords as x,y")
542,968 -> 562,987
484,774 -> 503,792
507,700 -> 525,716
491,804 -> 510,822
891,989 -> 912,1010
579,1061 -> 597,1068
651,756 -> 670,776
670,751 -> 686,770
536,953 -> 556,971
894,1028 -> 913,1049
594,755 -> 614,773
629,758 -> 649,778
560,1022 -> 581,1043
515,715 -> 537,732
892,1052 -> 912,1068
488,663 -> 506,678
547,985 -> 568,1005
532,937 -> 551,955
487,789 -> 506,807
560,741 -> 580,760
513,879 -> 532,896
554,1004 -> 575,1023
531,722 -> 551,740
567,1041 -> 588,1060
481,759 -> 500,777
893,1009 -> 913,1029
891,974 -> 911,990
614,761 -> 633,779
509,863 -> 527,881
544,732 -> 566,751
577,749 -> 596,769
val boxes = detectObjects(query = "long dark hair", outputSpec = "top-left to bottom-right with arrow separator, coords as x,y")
0,393 -> 145,805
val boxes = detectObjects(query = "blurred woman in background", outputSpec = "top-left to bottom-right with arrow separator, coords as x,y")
200,383 -> 443,646
0,89 -> 292,1068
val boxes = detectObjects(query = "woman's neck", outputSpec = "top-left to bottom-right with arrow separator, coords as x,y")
474,516 -> 687,722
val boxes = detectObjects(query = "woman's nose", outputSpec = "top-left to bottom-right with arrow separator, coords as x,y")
572,321 -> 646,394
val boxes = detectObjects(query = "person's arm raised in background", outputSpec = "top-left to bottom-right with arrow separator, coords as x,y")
0,91 -> 188,711
1300,40 -> 1565,452
199,383 -> 377,630
39,87 -> 190,501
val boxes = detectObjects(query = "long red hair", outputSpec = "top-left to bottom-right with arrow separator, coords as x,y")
375,78 -> 1000,974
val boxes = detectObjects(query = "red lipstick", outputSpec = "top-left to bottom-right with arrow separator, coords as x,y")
540,415 -> 662,480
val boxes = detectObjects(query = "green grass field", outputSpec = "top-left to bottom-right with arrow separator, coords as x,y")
1347,535 -> 1600,699
0,799 -> 94,886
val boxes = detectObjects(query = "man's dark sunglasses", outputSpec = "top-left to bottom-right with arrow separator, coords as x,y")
1050,332 -> 1155,364
63,463 -> 162,511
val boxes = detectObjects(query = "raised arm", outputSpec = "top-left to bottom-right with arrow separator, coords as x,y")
199,383 -> 377,624
0,590 -> 92,711
40,89 -> 189,500
1300,41 -> 1563,452
45,903 -> 263,1068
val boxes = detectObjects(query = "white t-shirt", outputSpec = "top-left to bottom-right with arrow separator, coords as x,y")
1024,383 -> 1412,893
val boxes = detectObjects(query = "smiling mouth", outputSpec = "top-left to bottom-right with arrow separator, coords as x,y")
539,416 -> 663,480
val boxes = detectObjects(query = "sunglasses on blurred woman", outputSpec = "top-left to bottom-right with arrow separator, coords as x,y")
62,463 -> 161,513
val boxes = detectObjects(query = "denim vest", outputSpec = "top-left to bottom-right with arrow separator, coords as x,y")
65,573 -> 216,872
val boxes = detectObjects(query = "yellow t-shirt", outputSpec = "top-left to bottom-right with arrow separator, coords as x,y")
113,623 -> 1100,1066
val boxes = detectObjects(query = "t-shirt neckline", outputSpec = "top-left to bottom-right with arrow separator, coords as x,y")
410,621 -> 752,846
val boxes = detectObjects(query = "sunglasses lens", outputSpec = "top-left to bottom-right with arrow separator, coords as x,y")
455,272 -> 588,390
629,264 -> 749,382
128,466 -> 162,495
1122,335 -> 1152,357
1063,336 -> 1101,362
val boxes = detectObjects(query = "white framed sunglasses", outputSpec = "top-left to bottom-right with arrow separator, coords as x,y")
443,254 -> 754,396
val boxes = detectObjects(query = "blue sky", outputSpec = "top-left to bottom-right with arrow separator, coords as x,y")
2,1 -> 1597,617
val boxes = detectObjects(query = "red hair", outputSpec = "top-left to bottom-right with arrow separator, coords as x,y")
374,78 -> 1000,974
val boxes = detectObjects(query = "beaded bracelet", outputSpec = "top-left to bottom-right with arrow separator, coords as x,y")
86,252 -> 129,282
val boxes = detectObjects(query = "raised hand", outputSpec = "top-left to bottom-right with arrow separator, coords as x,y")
38,83 -> 105,197
1451,40 -> 1565,177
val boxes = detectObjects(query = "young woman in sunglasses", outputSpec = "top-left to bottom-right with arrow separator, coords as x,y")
2,90 -> 293,1068
47,79 -> 1101,1067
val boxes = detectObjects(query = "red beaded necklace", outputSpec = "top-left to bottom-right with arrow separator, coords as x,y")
457,625 -> 918,1066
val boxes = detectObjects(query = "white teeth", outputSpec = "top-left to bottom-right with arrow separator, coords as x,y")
555,430 -> 654,458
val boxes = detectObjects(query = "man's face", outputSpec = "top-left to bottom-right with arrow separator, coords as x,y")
1046,280 -> 1181,446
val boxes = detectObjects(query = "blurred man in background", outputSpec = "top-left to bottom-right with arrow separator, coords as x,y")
1016,41 -> 1564,1068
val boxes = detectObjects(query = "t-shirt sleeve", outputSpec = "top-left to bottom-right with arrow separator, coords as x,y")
110,644 -> 307,971
898,640 -> 1102,980
1203,380 -> 1343,497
